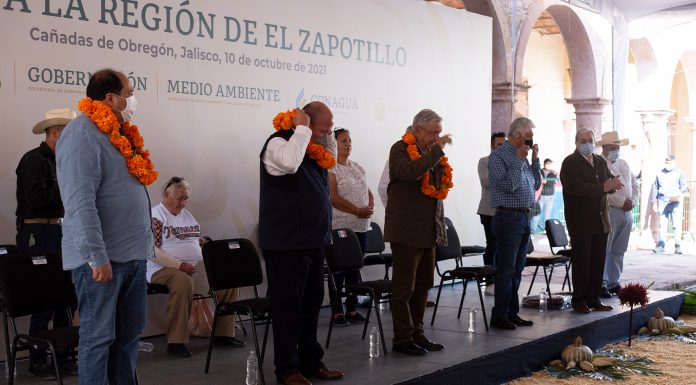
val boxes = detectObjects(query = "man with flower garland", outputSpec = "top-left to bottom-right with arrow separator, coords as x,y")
57,68 -> 155,385
384,109 -> 452,356
259,101 -> 344,385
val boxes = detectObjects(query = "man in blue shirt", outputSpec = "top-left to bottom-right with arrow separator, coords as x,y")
57,69 -> 154,385
652,155 -> 688,254
488,117 -> 541,330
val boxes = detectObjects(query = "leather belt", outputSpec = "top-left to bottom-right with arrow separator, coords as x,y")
496,206 -> 531,214
23,218 -> 62,225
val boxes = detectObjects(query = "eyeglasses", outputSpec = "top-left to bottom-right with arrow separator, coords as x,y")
164,176 -> 185,191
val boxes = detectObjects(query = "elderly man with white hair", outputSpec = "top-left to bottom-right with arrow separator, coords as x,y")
596,132 -> 638,298
148,176 -> 244,358
488,117 -> 541,330
560,128 -> 623,314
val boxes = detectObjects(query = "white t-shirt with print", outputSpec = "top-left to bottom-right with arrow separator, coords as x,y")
147,203 -> 202,282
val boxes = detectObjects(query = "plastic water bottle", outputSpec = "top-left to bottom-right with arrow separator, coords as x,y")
246,351 -> 259,385
467,308 -> 477,332
539,289 -> 548,312
138,341 -> 154,352
369,327 -> 380,358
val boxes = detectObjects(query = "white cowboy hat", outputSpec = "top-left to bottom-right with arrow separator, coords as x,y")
32,108 -> 76,135
595,131 -> 629,147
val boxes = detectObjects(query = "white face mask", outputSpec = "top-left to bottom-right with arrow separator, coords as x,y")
113,94 -> 137,122
607,150 -> 619,162
665,164 -> 675,172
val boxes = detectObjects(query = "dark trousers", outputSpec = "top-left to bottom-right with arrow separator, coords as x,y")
570,233 -> 608,307
263,248 -> 326,381
491,211 -> 530,320
390,243 -> 435,347
479,214 -> 497,268
17,223 -> 69,366
329,231 -> 367,315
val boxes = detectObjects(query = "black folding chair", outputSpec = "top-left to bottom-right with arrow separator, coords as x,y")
0,244 -> 20,369
545,219 -> 572,291
363,222 -> 393,280
324,228 -> 390,355
201,239 -> 270,384
0,252 -> 78,385
431,218 -> 495,331
524,237 -> 570,296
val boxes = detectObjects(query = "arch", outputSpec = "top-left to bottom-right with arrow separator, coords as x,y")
516,2 -> 598,99
461,0 -> 509,83
629,38 -> 658,82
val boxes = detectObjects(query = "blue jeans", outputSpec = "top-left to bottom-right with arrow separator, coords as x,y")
491,211 -> 530,320
71,260 -> 147,385
16,224 -> 68,365
658,202 -> 682,247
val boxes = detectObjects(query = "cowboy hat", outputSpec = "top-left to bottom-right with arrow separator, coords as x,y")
595,131 -> 629,146
32,108 -> 76,135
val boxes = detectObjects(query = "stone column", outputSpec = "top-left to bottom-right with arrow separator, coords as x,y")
636,110 -> 674,248
565,98 -> 610,138
491,82 -> 531,134
686,117 -> 696,234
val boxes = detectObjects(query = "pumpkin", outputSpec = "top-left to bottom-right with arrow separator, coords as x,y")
561,336 -> 593,364
637,326 -> 649,335
647,308 -> 676,331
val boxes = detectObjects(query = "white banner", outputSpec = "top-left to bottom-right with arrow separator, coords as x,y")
0,0 -> 492,248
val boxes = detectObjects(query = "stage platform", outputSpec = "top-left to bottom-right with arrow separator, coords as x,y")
4,284 -> 684,385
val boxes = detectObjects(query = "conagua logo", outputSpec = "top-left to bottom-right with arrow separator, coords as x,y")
295,88 -> 359,110
295,88 -> 306,108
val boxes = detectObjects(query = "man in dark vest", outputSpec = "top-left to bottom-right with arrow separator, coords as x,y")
560,128 -> 623,314
258,101 -> 344,385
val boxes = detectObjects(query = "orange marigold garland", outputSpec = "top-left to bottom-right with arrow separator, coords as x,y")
78,97 -> 158,185
271,109 -> 336,169
402,132 -> 453,199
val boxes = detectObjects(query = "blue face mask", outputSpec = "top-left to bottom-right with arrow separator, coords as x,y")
607,150 -> 619,162
578,143 -> 594,157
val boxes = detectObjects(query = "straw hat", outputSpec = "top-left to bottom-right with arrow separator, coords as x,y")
595,131 -> 629,146
32,108 -> 76,135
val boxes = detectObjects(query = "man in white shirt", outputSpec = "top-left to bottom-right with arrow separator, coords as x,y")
258,102 -> 344,385
596,132 -> 639,298
149,177 -> 243,357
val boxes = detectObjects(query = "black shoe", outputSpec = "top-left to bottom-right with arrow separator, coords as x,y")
490,318 -> 517,330
58,360 -> 79,375
28,363 -> 57,380
393,342 -> 428,356
345,311 -> 366,323
510,315 -> 533,327
213,336 -> 245,347
167,343 -> 192,357
608,285 -> 621,295
415,338 -> 445,351
675,246 -> 683,255
600,287 -> 613,299
426,301 -> 436,308
333,314 -> 350,327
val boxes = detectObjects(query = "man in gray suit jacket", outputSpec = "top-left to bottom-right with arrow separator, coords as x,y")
477,132 -> 506,270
